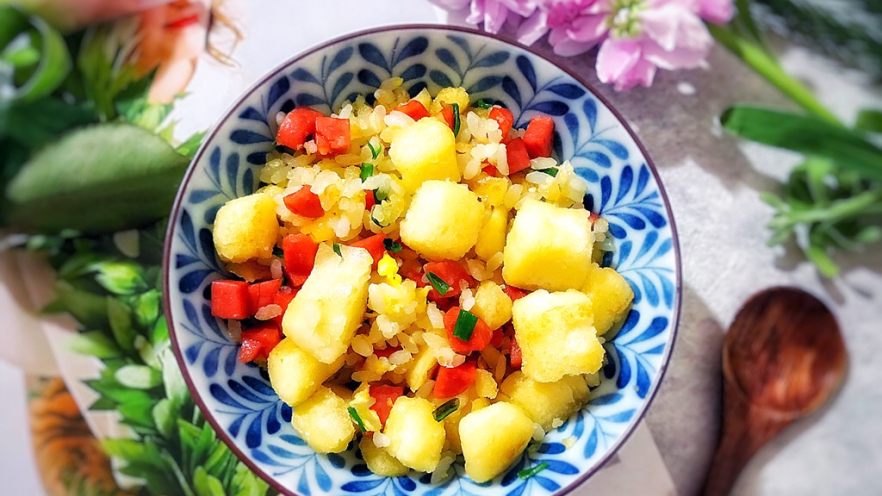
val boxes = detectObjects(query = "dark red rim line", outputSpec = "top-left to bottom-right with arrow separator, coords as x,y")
162,23 -> 683,496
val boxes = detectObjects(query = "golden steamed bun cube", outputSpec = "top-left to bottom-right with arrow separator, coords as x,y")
399,180 -> 484,261
431,87 -> 469,113
471,281 -> 513,330
502,199 -> 593,291
512,289 -> 604,382
405,345 -> 438,392
282,244 -> 372,363
563,374 -> 591,405
360,437 -> 409,477
583,263 -> 634,335
500,371 -> 579,430
268,338 -> 344,406
212,192 -> 279,263
389,119 -> 460,192
459,402 -> 534,483
474,207 -> 508,261
384,397 -> 446,472
290,387 -> 355,453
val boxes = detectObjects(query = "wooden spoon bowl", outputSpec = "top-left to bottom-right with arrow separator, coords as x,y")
703,287 -> 847,496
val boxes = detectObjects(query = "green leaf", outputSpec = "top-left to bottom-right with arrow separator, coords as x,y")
5,123 -> 189,233
721,106 -> 882,180
856,109 -> 882,133
160,347 -> 189,405
0,7 -> 71,103
107,297 -> 136,352
177,131 -> 206,159
152,398 -> 176,437
92,260 -> 148,295
115,364 -> 162,389
0,98 -> 97,149
69,330 -> 120,358
45,280 -> 106,328
134,289 -> 161,328
194,467 -> 226,496
118,395 -> 159,429
102,438 -> 151,460
231,462 -> 268,496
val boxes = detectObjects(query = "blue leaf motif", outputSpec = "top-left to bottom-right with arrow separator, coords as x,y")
516,55 -> 536,91
357,69 -> 382,88
617,165 -> 633,204
611,212 -> 646,229
238,107 -> 264,122
502,76 -> 521,108
267,76 -> 290,108
185,343 -> 201,364
636,360 -> 651,397
246,413 -> 264,448
399,63 -> 426,82
583,150 -> 612,169
564,112 -> 579,144
637,231 -> 659,260
291,68 -> 320,84
584,424 -> 598,457
297,468 -> 311,495
429,70 -> 454,88
628,317 -> 668,345
342,479 -> 384,492
267,445 -> 295,458
609,222 -> 627,239
327,46 -> 354,76
594,138 -> 629,159
537,442 -> 565,454
615,345 -> 631,388
295,93 -> 324,107
447,35 -> 471,58
474,50 -> 509,68
656,237 -> 673,258
230,130 -> 270,145
530,100 -> 568,116
583,98 -> 597,132
315,461 -> 332,491
640,273 -> 659,306
203,347 -> 220,376
535,476 -> 560,491
602,409 -> 636,423
209,384 -> 246,409
636,165 -> 650,196
547,83 -> 585,99
590,393 -> 623,406
183,299 -> 199,327
179,269 -> 212,294
600,176 -> 612,209
228,379 -> 266,404
243,375 -> 275,396
331,72 -> 354,105
398,476 -> 416,491
636,206 -> 667,227
358,43 -> 389,72
544,459 -> 579,475
435,47 -> 460,74
393,37 -> 429,67
467,75 -> 501,94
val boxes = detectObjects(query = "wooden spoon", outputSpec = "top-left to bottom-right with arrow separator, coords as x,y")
702,287 -> 847,496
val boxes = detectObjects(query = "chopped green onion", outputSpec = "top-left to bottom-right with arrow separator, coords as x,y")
452,103 -> 461,136
539,167 -> 559,177
360,163 -> 375,181
374,188 -> 389,202
272,246 -> 284,257
425,272 -> 450,296
432,398 -> 459,421
518,462 -> 549,480
473,99 -> 494,109
347,407 -> 367,433
332,243 -> 342,257
383,238 -> 403,253
367,141 -> 380,159
452,309 -> 478,341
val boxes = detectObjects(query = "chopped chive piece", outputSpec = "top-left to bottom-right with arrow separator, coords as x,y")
433,398 -> 459,421
518,462 -> 549,480
360,163 -> 375,181
473,99 -> 494,109
374,188 -> 389,202
347,407 -> 367,432
452,103 -> 461,136
272,246 -> 284,257
425,272 -> 450,296
539,167 -> 559,177
332,243 -> 342,257
367,141 -> 380,159
452,309 -> 478,341
383,238 -> 403,253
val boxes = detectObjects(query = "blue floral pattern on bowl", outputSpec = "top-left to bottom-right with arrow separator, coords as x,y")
164,25 -> 681,496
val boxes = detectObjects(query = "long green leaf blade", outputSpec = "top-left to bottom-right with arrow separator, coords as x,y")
721,105 -> 882,180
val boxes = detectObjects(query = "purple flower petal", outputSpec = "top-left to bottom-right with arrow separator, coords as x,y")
516,10 -> 550,45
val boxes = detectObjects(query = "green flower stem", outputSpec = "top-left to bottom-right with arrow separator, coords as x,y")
786,190 -> 882,224
709,24 -> 842,126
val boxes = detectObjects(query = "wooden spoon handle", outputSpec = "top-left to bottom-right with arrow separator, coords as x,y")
702,383 -> 793,496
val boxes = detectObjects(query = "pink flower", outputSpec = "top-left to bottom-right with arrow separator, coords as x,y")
697,0 -> 734,24
594,0 -> 715,91
543,0 -> 610,56
430,0 -> 539,34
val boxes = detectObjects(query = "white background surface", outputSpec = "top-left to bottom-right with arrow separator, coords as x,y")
2,0 -> 881,494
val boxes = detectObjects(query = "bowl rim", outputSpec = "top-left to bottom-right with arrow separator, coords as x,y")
163,23 -> 682,496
